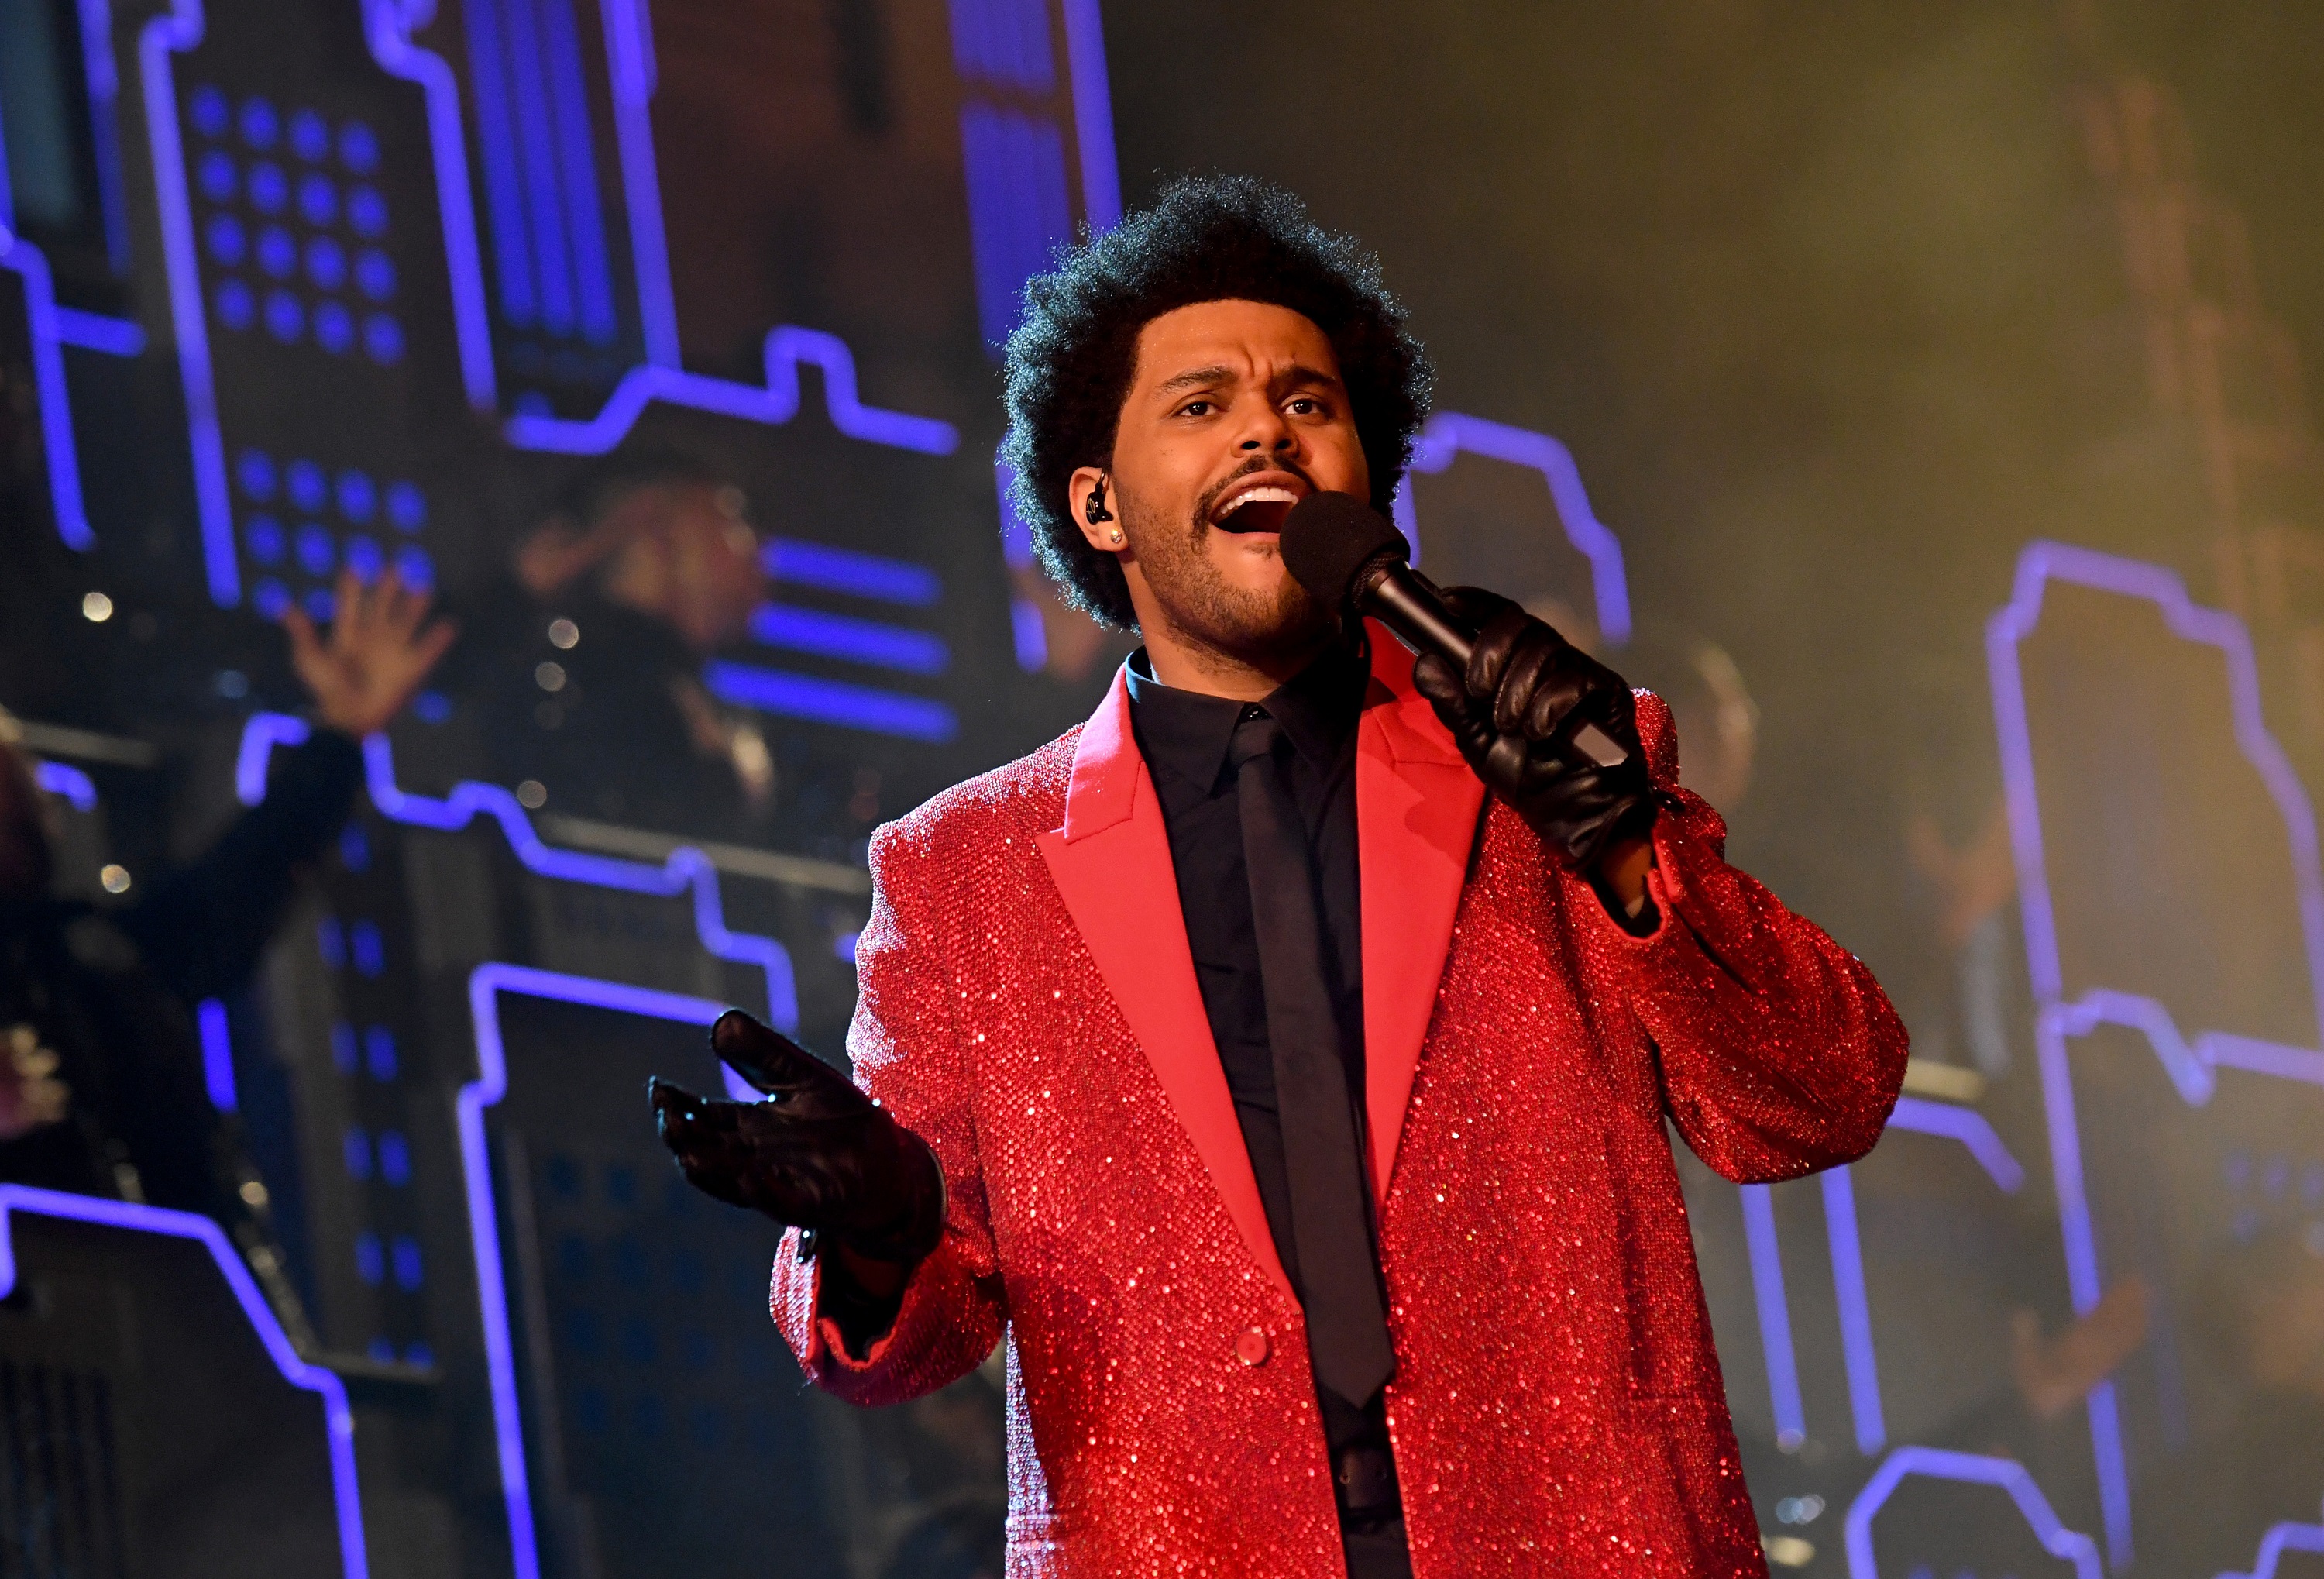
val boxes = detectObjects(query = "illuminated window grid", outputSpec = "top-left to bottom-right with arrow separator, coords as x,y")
229,444 -> 432,623
182,84 -> 405,366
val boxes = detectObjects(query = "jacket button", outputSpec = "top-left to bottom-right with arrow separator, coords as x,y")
1234,1326 -> 1270,1367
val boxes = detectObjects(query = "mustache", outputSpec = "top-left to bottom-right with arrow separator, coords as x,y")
1191,456 -> 1316,523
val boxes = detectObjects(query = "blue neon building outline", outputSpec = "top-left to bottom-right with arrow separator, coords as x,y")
1057,0 -> 1119,232
31,758 -> 99,811
2220,1519 -> 2324,1579
1843,1445 -> 2102,1579
0,1183 -> 370,1579
119,0 -> 506,601
363,0 -> 966,460
51,306 -> 145,353
1986,539 -> 2324,1570
0,201 -> 98,549
359,0 -> 499,408
70,0 -> 133,271
234,713 -> 799,1028
134,0 -> 244,603
198,995 -> 236,1109
1739,1182 -> 1807,1452
596,0 -> 678,368
1885,1096 -> 2026,1193
129,0 -> 806,607
502,322 -> 957,456
1821,1164 -> 1886,1457
1734,1098 -> 2026,1462
457,962 -> 733,1579
1393,410 -> 1633,644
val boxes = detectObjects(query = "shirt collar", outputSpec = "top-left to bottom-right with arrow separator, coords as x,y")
1126,640 -> 1369,793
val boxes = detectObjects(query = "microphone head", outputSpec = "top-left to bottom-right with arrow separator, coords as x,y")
1278,493 -> 1409,611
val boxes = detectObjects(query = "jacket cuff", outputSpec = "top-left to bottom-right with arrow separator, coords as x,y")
773,1228 -> 918,1378
1582,810 -> 1715,952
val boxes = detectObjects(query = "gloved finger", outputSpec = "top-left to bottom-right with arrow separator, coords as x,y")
1492,627 -> 1565,737
648,1076 -> 734,1148
648,1081 -> 768,1209
1523,658 -> 1600,744
1483,729 -> 1537,791
1410,652 -> 1466,710
711,1009 -> 834,1099
1414,653 -> 1498,764
1466,605 -> 1534,703
1437,586 -> 1518,631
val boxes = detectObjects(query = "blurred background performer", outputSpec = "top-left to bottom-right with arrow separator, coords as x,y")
0,570 -> 452,1343
452,449 -> 776,835
654,177 -> 1910,1577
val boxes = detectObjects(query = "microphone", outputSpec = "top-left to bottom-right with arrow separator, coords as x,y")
1278,493 -> 1629,769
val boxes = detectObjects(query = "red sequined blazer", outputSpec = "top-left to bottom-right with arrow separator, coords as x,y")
772,629 -> 1907,1577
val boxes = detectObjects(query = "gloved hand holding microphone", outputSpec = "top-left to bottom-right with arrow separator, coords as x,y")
1277,494 -> 1660,908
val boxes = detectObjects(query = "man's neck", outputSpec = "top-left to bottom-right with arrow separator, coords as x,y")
1139,623 -> 1330,702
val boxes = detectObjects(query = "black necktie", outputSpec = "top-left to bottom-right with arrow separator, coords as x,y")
1229,710 -> 1397,1409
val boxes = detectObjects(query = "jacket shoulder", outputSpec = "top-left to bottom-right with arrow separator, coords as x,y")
870,727 -> 1079,872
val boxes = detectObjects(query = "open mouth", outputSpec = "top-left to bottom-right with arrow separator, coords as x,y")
1211,480 -> 1306,535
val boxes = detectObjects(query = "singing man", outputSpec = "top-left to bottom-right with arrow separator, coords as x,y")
653,174 -> 1908,1577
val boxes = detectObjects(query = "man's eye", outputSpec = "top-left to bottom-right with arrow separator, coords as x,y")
1179,400 -> 1212,417
1287,397 -> 1321,415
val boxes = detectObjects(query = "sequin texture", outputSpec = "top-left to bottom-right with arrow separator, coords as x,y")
770,646 -> 1909,1577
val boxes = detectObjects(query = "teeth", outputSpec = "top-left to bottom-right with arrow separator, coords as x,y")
1219,484 -> 1299,517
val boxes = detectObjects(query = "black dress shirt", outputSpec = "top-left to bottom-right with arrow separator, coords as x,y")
1125,643 -> 1408,1541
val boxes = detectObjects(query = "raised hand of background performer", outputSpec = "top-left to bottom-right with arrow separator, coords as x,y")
284,568 -> 459,738
1408,587 -> 1658,889
648,1010 -> 945,1275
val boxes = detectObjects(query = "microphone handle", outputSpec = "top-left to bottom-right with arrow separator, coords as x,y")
1356,560 -> 1474,669
1354,559 -> 1631,769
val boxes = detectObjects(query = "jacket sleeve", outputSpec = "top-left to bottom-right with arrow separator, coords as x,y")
768,819 -> 1006,1402
1584,690 -> 1909,1184
116,728 -> 365,1004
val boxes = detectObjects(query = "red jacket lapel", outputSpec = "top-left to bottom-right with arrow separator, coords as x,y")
1356,630 -> 1485,1203
1035,636 -> 1483,1291
1036,669 -> 1295,1305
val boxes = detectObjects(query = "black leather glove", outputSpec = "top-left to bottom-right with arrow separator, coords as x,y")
648,1010 -> 945,1265
1408,587 -> 1657,873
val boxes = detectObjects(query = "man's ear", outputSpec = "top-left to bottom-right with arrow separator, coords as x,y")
1067,465 -> 1122,555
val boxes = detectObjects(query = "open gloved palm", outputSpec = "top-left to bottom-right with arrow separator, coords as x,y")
648,1010 -> 944,1264
1408,587 -> 1657,873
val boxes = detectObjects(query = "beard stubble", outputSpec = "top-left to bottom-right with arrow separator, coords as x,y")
1118,468 -> 1336,671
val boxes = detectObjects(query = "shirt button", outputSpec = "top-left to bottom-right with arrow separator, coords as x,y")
1234,1326 -> 1270,1367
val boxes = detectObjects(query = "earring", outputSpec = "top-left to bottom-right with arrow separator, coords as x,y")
1107,529 -> 1124,545
1083,477 -> 1114,526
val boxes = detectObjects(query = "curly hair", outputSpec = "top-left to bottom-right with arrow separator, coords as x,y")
1001,175 -> 1433,631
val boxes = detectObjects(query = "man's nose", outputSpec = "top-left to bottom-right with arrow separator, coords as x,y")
1235,408 -> 1298,455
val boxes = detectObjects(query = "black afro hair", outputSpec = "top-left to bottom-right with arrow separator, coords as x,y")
1000,175 -> 1433,631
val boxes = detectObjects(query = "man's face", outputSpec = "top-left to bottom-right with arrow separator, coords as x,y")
1072,299 -> 1370,671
